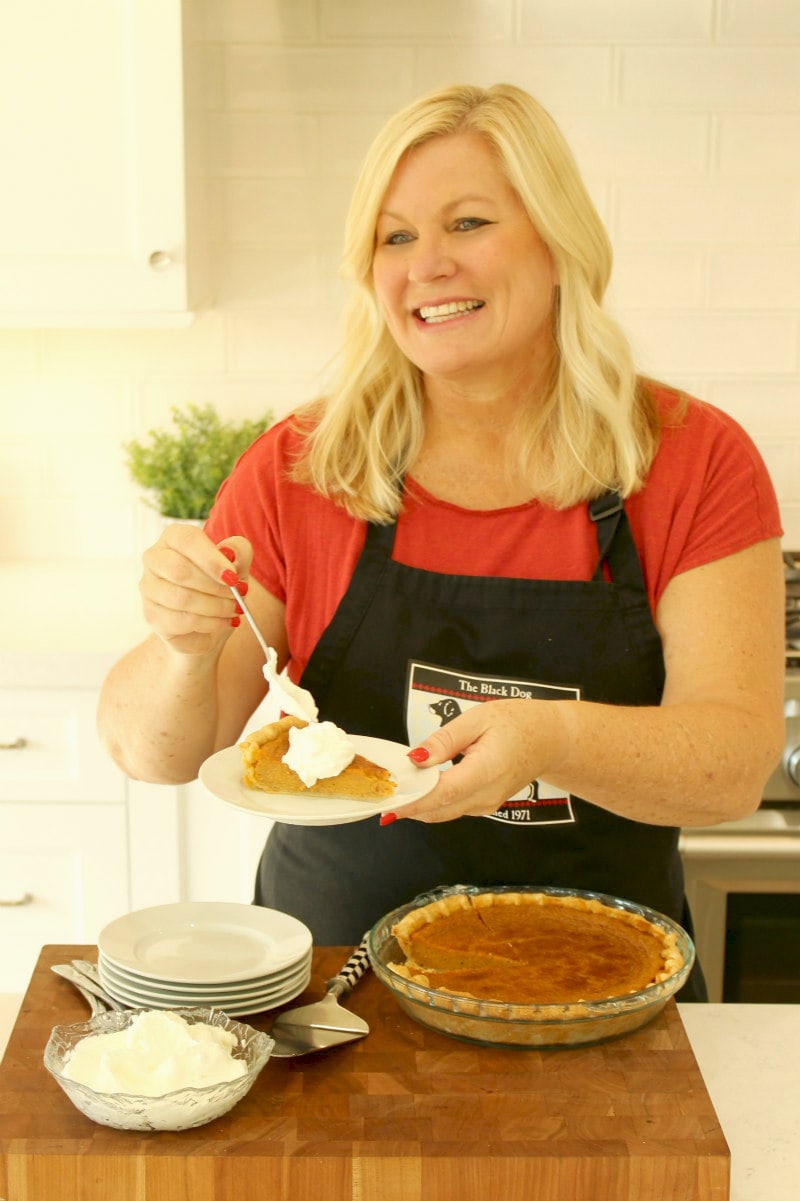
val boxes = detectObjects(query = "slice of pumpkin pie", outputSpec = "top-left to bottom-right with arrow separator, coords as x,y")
240,715 -> 395,800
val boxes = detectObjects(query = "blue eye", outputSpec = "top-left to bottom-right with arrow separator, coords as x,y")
382,230 -> 414,246
455,217 -> 489,231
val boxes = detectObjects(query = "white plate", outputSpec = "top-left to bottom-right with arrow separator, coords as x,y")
199,735 -> 439,826
97,955 -> 312,1013
97,902 -> 312,985
98,950 -> 312,1000
98,966 -> 312,1018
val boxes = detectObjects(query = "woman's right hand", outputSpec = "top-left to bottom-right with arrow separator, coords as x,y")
139,523 -> 254,657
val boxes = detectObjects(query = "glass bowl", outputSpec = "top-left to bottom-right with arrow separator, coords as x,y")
43,1007 -> 274,1131
367,884 -> 694,1049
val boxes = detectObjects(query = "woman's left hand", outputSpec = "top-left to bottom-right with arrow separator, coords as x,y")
393,699 -> 559,823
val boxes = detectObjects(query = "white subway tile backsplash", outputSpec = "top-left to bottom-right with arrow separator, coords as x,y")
1,376 -> 133,436
204,0 -> 317,44
212,245 -> 318,309
1,0 -> 798,562
0,438 -> 43,498
708,380 -> 800,432
222,47 -> 415,111
0,331 -> 37,372
719,0 -> 800,41
138,376 -> 303,428
779,504 -> 800,547
558,112 -> 709,177
717,115 -> 800,174
624,313 -> 798,376
758,441 -> 800,500
709,249 -> 800,309
413,47 -> 613,111
519,0 -> 712,42
3,496 -> 138,560
37,314 -> 227,375
615,181 -> 799,244
207,113 -> 317,177
607,248 -> 705,310
46,436 -> 130,498
218,178 -> 352,244
318,113 -> 394,180
621,49 -> 800,109
226,310 -> 340,374
321,0 -> 513,42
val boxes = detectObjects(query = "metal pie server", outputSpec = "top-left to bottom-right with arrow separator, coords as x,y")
269,937 -> 371,1058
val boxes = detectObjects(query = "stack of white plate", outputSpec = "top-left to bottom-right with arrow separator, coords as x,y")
96,901 -> 313,1017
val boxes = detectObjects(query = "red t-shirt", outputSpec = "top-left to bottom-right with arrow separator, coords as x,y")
205,386 -> 782,682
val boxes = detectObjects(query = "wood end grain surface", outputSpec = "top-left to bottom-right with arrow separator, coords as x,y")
0,945 -> 729,1201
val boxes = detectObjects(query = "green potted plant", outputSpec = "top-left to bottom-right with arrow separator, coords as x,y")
123,403 -> 273,521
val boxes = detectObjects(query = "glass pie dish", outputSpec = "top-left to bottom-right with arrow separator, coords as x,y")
43,1007 -> 274,1131
367,883 -> 694,1049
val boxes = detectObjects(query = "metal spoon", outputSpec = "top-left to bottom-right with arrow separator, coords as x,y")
227,581 -> 271,660
51,964 -> 111,1017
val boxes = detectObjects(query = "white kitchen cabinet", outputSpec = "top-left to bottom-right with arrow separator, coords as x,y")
0,803 -> 129,993
0,662 -> 269,993
0,0 -> 207,327
127,777 -> 268,910
0,688 -> 125,804
0,685 -> 131,992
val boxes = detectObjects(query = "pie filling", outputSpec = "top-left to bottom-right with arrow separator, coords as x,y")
240,715 -> 395,800
389,891 -> 683,1005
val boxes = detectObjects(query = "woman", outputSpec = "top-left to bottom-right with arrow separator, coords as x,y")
98,84 -> 785,997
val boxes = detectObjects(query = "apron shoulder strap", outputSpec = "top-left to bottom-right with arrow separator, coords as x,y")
589,491 -> 624,581
588,490 -> 646,594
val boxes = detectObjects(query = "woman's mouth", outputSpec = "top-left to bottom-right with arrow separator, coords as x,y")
415,300 -> 484,324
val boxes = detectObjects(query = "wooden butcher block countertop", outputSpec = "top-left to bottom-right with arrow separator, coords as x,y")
0,945 -> 729,1201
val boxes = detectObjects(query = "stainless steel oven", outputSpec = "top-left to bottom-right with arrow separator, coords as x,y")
679,553 -> 800,1003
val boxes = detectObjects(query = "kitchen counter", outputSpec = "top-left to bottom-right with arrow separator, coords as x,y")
2,949 -> 798,1201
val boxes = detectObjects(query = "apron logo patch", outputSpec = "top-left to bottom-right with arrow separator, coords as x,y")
406,661 -> 578,827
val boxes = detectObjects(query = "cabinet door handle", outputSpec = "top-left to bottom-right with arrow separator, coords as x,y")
0,737 -> 27,750
148,249 -> 173,271
0,892 -> 33,907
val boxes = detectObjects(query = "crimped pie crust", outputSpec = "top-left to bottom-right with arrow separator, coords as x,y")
389,890 -> 683,1006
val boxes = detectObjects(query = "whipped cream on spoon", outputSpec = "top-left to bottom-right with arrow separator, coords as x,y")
226,580 -> 318,722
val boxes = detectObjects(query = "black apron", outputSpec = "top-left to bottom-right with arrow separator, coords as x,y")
255,491 -> 706,1000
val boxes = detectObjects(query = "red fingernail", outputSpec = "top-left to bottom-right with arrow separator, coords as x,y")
230,616 -> 241,628
379,812 -> 398,827
408,746 -> 430,763
221,568 -> 239,587
237,580 -> 249,595
234,603 -> 243,615
219,546 -> 236,562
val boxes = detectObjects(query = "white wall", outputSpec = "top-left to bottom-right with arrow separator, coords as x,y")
2,0 -> 799,559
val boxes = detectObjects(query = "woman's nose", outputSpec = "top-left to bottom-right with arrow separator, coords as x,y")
407,237 -> 456,284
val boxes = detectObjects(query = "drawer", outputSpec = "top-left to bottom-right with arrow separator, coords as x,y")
0,803 -> 129,994
0,688 -> 125,803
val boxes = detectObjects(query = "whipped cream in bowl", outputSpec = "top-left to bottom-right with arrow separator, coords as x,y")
44,1008 -> 274,1131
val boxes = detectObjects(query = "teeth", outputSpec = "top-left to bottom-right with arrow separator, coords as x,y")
418,300 -> 483,323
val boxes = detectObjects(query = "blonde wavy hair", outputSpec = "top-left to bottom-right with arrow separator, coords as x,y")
294,83 -> 670,520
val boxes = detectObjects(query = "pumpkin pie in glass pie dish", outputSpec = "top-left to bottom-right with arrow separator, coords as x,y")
367,884 -> 693,1048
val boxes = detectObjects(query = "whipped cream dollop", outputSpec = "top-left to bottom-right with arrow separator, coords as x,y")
262,647 -> 318,722
283,720 -> 356,788
62,1010 -> 246,1097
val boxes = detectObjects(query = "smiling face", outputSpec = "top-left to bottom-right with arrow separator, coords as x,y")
372,131 -> 559,399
